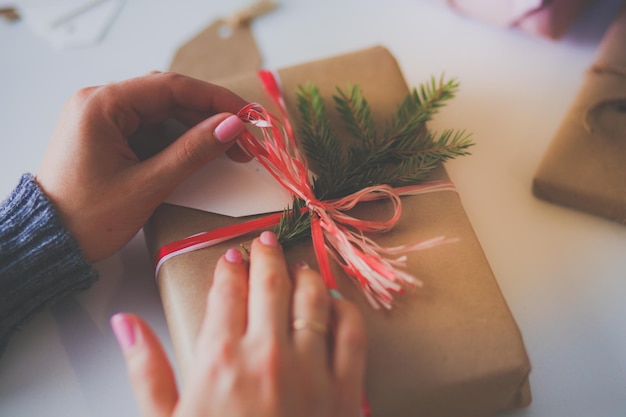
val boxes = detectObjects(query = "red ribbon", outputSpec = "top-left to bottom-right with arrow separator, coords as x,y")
155,70 -> 456,309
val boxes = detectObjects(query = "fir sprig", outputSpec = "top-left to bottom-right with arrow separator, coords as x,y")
275,75 -> 473,244
334,85 -> 377,148
385,74 -> 459,141
385,129 -> 473,186
296,84 -> 345,196
276,197 -> 311,248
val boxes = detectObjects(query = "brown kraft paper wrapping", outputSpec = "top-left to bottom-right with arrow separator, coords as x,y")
533,6 -> 626,223
145,46 -> 531,417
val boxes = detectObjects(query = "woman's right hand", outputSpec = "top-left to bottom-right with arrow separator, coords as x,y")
37,72 -> 249,263
111,230 -> 367,417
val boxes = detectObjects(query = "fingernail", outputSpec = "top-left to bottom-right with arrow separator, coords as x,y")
329,289 -> 344,300
293,260 -> 310,269
111,314 -> 136,350
259,230 -> 279,247
214,114 -> 246,143
225,248 -> 243,263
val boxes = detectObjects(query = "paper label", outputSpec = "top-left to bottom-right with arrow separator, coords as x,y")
165,154 -> 292,217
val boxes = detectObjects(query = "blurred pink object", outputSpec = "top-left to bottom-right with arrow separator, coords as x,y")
447,0 -> 593,39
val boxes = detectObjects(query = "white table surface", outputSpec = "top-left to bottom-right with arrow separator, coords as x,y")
1,1 -> 626,416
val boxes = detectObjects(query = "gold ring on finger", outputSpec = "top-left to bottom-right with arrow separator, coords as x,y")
292,318 -> 328,336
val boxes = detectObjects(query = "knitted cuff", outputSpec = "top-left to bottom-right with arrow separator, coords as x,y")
0,174 -> 99,351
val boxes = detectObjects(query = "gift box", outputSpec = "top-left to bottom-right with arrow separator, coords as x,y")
145,46 -> 531,416
533,5 -> 626,223
444,0 -> 592,39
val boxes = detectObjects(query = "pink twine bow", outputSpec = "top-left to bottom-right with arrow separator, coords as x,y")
234,70 -> 456,309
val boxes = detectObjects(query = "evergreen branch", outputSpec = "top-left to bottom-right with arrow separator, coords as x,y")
384,129 -> 473,185
334,85 -> 377,146
385,75 -> 459,142
318,163 -> 390,200
330,129 -> 472,196
418,74 -> 459,117
293,78 -> 473,218
276,198 -> 312,249
391,129 -> 473,159
296,84 -> 345,197
387,160 -> 439,186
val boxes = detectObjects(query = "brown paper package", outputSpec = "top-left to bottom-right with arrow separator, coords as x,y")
533,6 -> 626,223
145,46 -> 531,417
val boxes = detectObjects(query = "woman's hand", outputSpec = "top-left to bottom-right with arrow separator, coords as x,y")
37,72 -> 248,262
111,231 -> 367,417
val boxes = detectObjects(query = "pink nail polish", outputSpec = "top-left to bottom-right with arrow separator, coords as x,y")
225,248 -> 243,263
293,260 -> 310,269
214,114 -> 246,143
111,314 -> 136,350
259,230 -> 279,247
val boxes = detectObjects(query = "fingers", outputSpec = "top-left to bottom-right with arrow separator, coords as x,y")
290,261 -> 331,363
246,231 -> 292,341
329,297 -> 367,416
104,72 -> 248,136
174,234 -> 366,417
141,112 -> 247,197
200,248 -> 249,345
76,72 -> 250,191
110,313 -> 178,417
46,72 -> 251,221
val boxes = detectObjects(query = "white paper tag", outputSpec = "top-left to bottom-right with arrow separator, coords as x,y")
165,154 -> 293,217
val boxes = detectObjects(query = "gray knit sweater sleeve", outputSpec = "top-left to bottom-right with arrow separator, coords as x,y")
0,174 -> 99,353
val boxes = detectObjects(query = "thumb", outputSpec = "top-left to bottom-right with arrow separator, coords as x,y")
144,113 -> 247,197
111,313 -> 179,417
